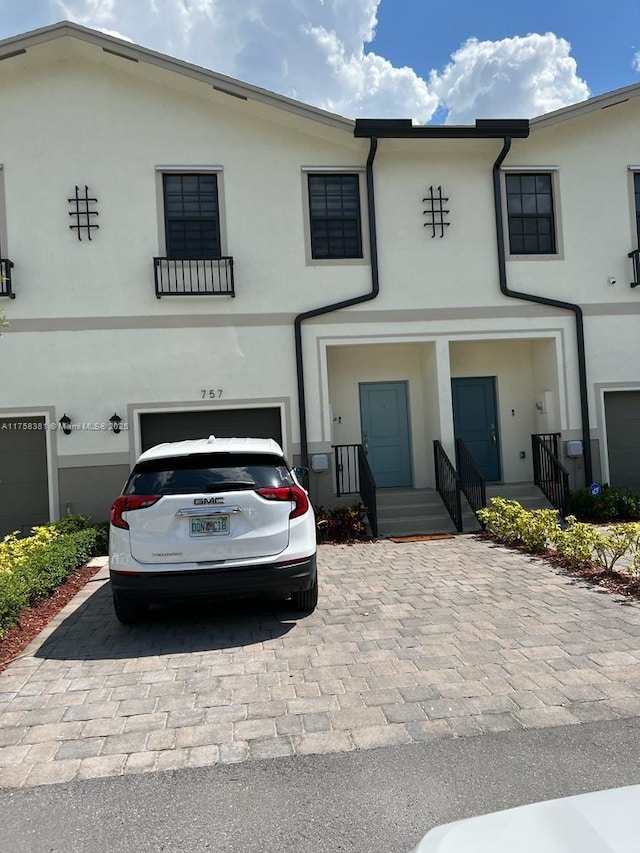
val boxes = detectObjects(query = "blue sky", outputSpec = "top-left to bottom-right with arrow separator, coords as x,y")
0,1 -> 639,123
373,0 -> 640,97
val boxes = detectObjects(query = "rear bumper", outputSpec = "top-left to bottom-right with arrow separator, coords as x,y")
110,553 -> 317,602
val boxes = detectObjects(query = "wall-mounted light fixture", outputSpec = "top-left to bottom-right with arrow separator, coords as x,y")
59,414 -> 72,435
109,412 -> 122,434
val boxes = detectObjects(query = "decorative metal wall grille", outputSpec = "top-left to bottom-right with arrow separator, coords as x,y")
68,185 -> 99,241
423,185 -> 450,238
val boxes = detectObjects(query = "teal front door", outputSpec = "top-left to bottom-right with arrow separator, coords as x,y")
451,376 -> 501,481
359,382 -> 412,488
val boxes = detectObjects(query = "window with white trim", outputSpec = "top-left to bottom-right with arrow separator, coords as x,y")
307,173 -> 363,260
163,173 -> 221,260
506,172 -> 556,255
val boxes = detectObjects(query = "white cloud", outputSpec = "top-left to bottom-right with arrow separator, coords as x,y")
633,51 -> 640,73
48,1 -> 589,123
431,33 -> 590,123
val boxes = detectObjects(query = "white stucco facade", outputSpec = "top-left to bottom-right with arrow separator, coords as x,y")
2,22 -> 640,531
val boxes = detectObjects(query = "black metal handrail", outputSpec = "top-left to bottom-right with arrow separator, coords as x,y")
332,444 -> 378,536
531,433 -> 570,517
154,257 -> 235,298
0,258 -> 15,298
630,249 -> 640,288
357,445 -> 378,538
433,440 -> 462,532
334,444 -> 360,496
535,432 -> 561,457
455,438 -> 486,522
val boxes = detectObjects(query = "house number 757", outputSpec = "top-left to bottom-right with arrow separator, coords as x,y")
201,389 -> 223,399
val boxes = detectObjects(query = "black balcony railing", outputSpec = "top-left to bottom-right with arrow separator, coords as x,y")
0,258 -> 15,298
332,444 -> 377,537
531,432 -> 570,517
433,440 -> 462,532
154,257 -> 235,298
455,438 -> 486,523
630,249 -> 640,288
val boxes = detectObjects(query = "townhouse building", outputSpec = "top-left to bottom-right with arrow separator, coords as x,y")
1,22 -> 639,536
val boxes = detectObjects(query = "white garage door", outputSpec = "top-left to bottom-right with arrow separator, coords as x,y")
0,417 -> 49,537
605,391 -> 640,490
140,408 -> 283,453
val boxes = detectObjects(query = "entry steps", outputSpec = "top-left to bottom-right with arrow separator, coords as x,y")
376,482 -> 553,538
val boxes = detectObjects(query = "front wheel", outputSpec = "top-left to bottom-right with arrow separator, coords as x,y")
290,575 -> 318,613
113,593 -> 146,625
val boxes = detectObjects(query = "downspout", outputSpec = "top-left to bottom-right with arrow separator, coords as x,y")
294,136 -> 380,469
493,137 -> 593,484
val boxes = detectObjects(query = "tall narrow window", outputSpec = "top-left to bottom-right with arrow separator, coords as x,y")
506,173 -> 556,255
163,174 -> 221,259
634,173 -> 640,246
308,174 -> 362,260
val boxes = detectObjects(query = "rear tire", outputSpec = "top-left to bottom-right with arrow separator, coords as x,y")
290,574 -> 318,613
113,593 -> 146,625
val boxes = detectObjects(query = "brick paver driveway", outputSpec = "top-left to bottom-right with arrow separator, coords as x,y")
2,538 -> 640,787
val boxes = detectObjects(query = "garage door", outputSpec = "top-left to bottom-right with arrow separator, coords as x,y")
605,391 -> 640,490
0,417 -> 49,537
140,408 -> 283,453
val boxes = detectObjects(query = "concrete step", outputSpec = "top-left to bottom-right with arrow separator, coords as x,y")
376,488 -> 459,537
376,488 -> 442,507
378,514 -> 458,537
485,482 -> 553,510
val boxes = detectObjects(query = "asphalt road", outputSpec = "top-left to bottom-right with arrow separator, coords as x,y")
2,716 -> 640,853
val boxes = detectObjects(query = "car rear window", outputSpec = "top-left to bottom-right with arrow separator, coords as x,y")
124,453 -> 293,496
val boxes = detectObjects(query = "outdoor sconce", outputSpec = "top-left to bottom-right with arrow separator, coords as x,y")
109,412 -> 122,434
59,414 -> 72,436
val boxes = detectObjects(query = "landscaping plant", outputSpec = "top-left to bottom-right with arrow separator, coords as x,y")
480,497 -> 640,588
316,502 -> 369,543
0,516 -> 107,637
570,484 -> 640,522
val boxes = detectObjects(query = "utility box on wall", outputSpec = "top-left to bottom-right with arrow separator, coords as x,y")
310,453 -> 330,473
566,440 -> 583,458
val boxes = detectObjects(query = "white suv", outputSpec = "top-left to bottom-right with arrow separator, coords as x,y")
109,437 -> 317,624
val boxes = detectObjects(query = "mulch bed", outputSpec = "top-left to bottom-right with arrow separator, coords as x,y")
0,563 -> 102,675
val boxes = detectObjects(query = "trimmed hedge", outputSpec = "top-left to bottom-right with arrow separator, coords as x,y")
570,485 -> 640,522
0,517 -> 108,638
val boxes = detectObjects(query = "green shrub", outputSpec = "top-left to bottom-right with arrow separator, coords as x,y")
592,523 -> 640,572
0,525 -> 105,637
481,498 -> 640,580
520,508 -> 559,552
570,485 -> 640,522
316,502 -> 368,543
47,514 -> 91,534
477,498 -> 531,545
551,516 -> 598,567
478,499 -> 558,551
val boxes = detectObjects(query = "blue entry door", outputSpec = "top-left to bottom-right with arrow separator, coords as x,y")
451,377 -> 501,481
359,382 -> 412,488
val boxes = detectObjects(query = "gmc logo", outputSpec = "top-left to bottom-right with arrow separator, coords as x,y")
193,497 -> 224,505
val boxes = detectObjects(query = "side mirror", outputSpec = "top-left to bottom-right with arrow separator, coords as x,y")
292,466 -> 309,480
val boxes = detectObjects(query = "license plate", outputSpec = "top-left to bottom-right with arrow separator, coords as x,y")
189,515 -> 229,537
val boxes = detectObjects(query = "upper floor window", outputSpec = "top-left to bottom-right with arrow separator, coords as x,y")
506,173 -> 556,255
163,173 -> 221,259
634,173 -> 640,246
307,173 -> 362,260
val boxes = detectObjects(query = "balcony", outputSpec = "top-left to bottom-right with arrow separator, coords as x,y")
0,258 -> 14,298
153,257 -> 235,299
630,249 -> 640,289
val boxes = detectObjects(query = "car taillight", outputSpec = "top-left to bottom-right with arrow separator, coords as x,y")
257,485 -> 309,519
110,495 -> 161,530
